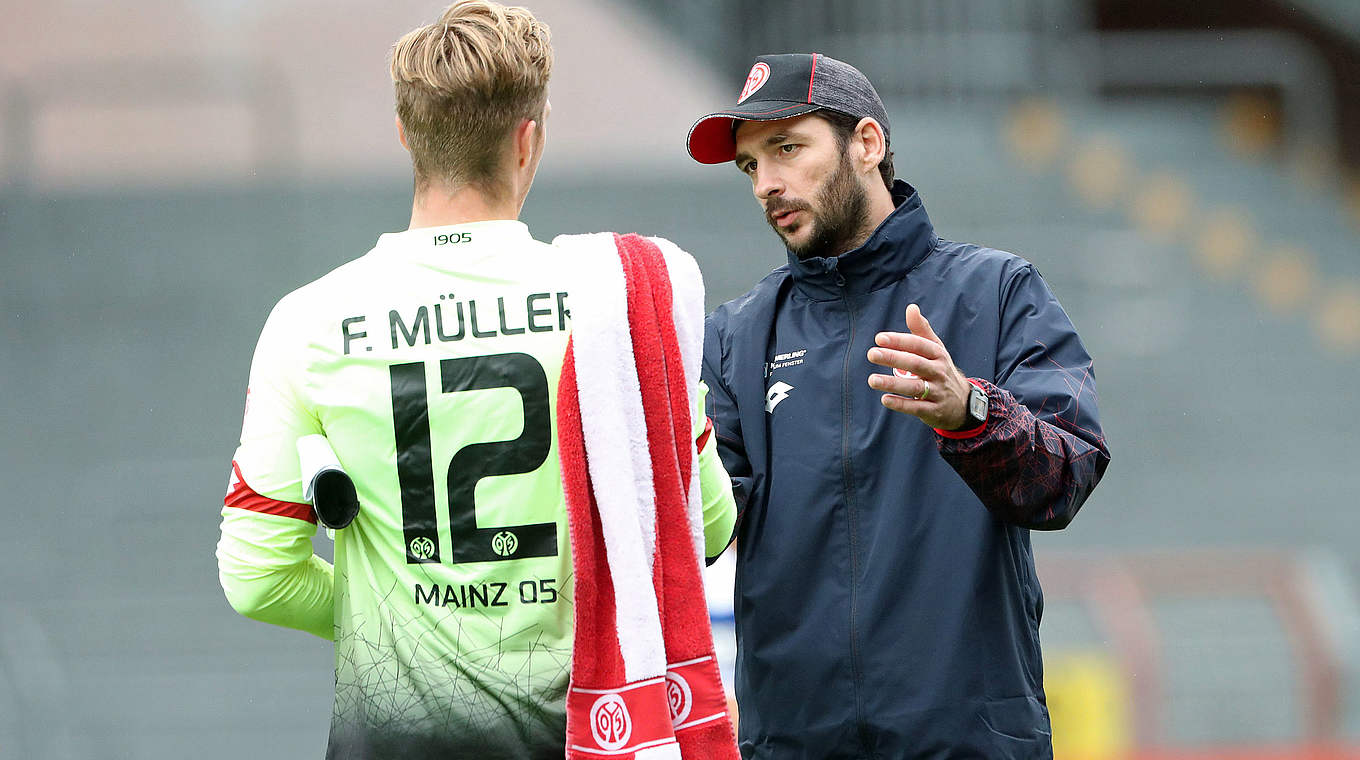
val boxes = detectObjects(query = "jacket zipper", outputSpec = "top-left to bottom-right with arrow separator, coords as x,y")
830,260 -> 870,750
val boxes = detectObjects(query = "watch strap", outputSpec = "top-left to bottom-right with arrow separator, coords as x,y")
935,379 -> 989,439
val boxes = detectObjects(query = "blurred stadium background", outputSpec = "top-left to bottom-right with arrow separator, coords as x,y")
3,0 -> 1359,757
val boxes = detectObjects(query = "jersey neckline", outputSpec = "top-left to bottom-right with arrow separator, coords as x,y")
375,219 -> 533,252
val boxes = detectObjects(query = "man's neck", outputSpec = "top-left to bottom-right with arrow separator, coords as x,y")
827,182 -> 899,259
864,182 -> 897,235
408,181 -> 520,230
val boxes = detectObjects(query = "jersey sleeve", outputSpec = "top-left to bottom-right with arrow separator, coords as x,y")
695,381 -> 737,561
216,298 -> 336,640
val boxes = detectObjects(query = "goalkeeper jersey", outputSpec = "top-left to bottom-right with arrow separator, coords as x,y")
216,220 -> 736,759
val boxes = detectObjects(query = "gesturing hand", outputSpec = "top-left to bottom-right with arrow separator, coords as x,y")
866,304 -> 971,430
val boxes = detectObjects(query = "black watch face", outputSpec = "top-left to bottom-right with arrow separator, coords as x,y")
968,387 -> 988,421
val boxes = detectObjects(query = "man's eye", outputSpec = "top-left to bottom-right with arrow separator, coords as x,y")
780,144 -> 797,154
742,161 -> 756,175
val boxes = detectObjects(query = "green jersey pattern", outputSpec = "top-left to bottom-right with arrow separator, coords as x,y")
249,222 -> 576,757
222,220 -> 736,759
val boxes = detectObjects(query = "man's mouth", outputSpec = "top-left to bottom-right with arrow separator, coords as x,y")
771,209 -> 802,228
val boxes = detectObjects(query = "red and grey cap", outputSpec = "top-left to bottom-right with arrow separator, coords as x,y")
687,53 -> 891,164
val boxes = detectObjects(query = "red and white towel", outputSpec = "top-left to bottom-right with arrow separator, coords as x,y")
554,232 -> 738,760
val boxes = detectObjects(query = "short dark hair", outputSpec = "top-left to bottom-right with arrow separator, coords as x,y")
815,110 -> 895,191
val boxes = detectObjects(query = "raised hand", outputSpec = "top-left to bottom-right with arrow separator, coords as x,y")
866,304 -> 971,430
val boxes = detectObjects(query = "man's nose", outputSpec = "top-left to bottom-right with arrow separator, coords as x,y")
753,167 -> 783,200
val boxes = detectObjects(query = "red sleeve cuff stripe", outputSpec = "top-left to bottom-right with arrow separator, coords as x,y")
695,416 -> 715,452
936,420 -> 987,439
225,461 -> 316,523
934,379 -> 988,440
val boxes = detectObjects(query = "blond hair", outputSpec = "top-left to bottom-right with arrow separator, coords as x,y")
390,1 -> 553,195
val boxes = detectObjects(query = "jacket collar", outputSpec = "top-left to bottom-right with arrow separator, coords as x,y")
787,180 -> 937,300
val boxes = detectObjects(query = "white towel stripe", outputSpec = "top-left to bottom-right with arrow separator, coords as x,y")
674,712 -> 730,731
555,232 -> 664,682
651,237 -> 708,570
666,654 -> 714,669
568,738 -> 680,756
569,676 -> 666,695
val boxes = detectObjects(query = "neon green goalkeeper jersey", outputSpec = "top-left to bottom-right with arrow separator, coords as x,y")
216,220 -> 736,759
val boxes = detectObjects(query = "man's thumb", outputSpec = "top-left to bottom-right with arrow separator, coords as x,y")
905,304 -> 940,343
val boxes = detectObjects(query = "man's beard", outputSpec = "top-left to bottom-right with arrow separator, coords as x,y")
765,153 -> 871,261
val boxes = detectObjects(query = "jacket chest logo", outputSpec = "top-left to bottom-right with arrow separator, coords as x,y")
765,381 -> 794,413
764,348 -> 808,378
765,346 -> 807,413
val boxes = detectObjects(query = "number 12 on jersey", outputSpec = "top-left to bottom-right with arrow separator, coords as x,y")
389,353 -> 557,565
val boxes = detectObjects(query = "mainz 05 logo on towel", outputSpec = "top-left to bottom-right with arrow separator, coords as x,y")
590,694 -> 632,751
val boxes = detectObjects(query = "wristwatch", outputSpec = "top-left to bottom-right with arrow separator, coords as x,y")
959,382 -> 989,430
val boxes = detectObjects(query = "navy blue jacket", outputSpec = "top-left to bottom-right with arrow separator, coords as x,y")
703,182 -> 1110,759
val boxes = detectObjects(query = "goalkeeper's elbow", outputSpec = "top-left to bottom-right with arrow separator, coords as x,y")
217,564 -> 336,640
218,568 -> 274,621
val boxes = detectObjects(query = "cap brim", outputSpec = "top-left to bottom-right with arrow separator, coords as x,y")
686,101 -> 824,164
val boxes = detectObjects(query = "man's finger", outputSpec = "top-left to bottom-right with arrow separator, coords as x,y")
868,371 -> 930,398
905,304 -> 942,345
878,392 -> 934,417
864,350 -> 941,383
872,331 -> 944,361
867,347 -> 939,379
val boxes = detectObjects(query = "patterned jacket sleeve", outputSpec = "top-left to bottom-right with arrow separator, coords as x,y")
936,263 -> 1110,530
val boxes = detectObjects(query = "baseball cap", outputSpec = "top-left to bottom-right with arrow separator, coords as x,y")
687,53 -> 891,165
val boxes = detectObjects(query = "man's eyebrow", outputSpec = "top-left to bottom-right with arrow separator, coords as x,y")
734,132 -> 796,168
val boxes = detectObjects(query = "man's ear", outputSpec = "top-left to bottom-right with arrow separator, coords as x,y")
854,117 -> 887,172
514,117 -> 539,168
396,115 -> 409,151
